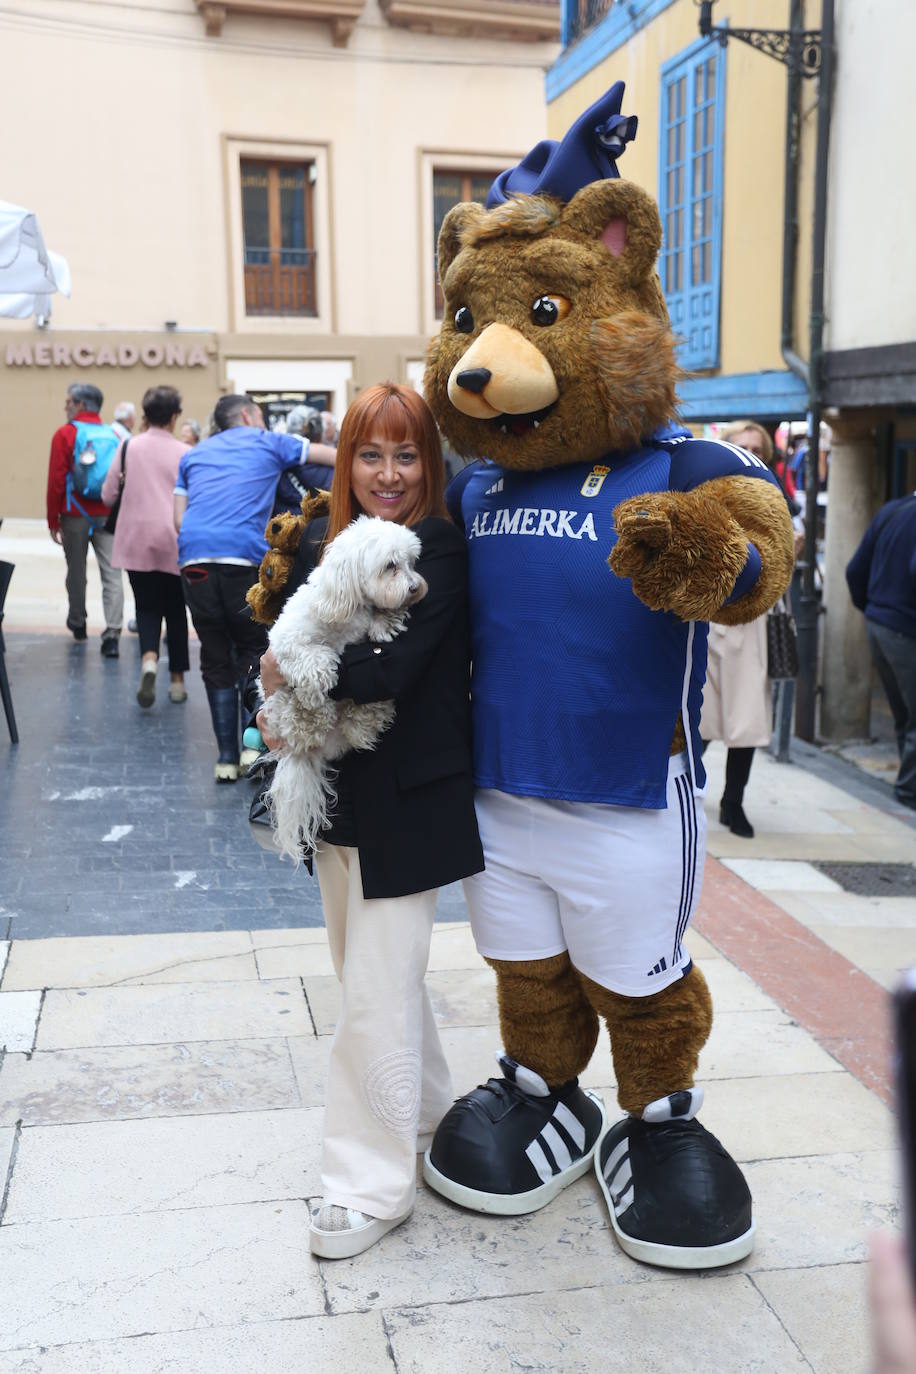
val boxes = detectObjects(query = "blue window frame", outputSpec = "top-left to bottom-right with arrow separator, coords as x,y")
658,39 -> 726,370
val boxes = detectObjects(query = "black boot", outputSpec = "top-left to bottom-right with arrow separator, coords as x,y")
206,686 -> 240,783
719,799 -> 754,838
595,1090 -> 753,1269
423,1054 -> 606,1215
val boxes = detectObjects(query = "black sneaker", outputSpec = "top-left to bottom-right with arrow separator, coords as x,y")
423,1056 -> 606,1215
66,618 -> 87,641
100,637 -> 119,659
596,1111 -> 754,1269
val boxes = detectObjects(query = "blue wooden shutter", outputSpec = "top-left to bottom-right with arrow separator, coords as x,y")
659,40 -> 726,370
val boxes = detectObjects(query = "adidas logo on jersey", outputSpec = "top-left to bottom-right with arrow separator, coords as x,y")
485,478 -> 505,495
524,1102 -> 589,1184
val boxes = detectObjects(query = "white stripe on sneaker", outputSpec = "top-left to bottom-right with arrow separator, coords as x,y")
610,1157 -> 632,1202
525,1138 -> 554,1184
541,1122 -> 572,1172
602,1138 -> 628,1183
614,1183 -> 634,1215
552,1102 -> 586,1151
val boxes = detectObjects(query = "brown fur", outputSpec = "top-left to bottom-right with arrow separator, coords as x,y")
486,953 -> 599,1085
610,487 -> 751,622
425,180 -> 678,472
704,477 -> 795,623
247,490 -> 332,629
579,963 -> 714,1116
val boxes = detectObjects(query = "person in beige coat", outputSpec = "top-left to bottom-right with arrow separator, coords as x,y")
699,422 -> 775,838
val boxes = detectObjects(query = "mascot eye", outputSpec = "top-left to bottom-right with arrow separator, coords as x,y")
531,295 -> 570,326
454,306 -> 475,334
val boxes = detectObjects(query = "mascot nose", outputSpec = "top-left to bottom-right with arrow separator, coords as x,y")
456,368 -> 492,395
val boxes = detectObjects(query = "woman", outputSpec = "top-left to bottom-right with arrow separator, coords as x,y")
700,421 -> 777,838
257,383 -> 484,1259
101,385 -> 190,707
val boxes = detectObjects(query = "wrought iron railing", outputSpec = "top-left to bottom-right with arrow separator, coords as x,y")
243,247 -> 317,317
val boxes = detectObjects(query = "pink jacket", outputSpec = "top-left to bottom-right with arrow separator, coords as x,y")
101,427 -> 189,575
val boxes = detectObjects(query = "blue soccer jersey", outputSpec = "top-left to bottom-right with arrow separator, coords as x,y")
449,433 -> 778,809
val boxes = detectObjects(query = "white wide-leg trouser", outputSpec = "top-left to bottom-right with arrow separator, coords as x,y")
315,844 -> 454,1220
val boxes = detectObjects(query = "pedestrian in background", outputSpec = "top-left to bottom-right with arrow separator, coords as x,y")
112,401 -> 137,443
700,421 -> 776,838
274,406 -> 335,514
321,411 -> 339,447
179,419 -> 202,447
846,488 -> 916,810
46,382 -> 124,657
174,392 -> 335,781
102,386 -> 190,709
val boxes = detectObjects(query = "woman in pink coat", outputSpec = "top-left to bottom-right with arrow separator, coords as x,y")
102,386 -> 190,708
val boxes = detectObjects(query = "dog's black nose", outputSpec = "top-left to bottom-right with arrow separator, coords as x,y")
456,368 -> 491,395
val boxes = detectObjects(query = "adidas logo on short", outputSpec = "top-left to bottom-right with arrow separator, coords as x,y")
646,955 -> 668,977
602,1138 -> 634,1217
524,1103 -> 587,1183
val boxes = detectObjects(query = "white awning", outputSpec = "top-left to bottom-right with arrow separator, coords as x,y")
0,200 -> 71,319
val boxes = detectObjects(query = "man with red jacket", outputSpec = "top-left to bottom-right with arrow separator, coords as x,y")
47,382 -> 124,657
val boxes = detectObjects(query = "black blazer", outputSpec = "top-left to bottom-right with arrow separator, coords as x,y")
282,514 -> 484,900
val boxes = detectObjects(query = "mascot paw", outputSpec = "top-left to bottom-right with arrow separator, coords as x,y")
610,490 -> 749,621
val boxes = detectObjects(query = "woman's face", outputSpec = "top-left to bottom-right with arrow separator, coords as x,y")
351,432 -> 425,524
732,428 -> 767,463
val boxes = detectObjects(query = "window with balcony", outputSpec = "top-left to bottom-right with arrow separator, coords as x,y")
241,159 -> 317,317
432,168 -> 496,318
658,41 -> 725,370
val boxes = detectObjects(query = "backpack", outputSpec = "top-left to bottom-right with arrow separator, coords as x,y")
67,421 -> 121,504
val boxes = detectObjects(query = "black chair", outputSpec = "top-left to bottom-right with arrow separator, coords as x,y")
0,560 -> 19,744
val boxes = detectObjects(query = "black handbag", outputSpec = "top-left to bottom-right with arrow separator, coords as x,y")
767,595 -> 799,680
104,438 -> 129,534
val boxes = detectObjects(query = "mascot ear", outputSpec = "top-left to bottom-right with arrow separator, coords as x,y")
559,179 -> 662,287
436,202 -> 487,284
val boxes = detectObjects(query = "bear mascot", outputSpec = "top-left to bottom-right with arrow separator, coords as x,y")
418,83 -> 795,1270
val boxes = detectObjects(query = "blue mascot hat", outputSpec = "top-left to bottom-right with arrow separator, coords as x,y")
486,81 -> 638,209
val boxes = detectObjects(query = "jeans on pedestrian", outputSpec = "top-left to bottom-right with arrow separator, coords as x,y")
867,619 -> 916,806
59,513 -> 124,639
180,563 -> 267,690
127,570 -> 190,673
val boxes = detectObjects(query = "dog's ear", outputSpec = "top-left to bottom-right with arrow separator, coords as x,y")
312,535 -> 363,625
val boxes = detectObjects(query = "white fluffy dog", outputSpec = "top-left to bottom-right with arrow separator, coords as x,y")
260,516 -> 427,861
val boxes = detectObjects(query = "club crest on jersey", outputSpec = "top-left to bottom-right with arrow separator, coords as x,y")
581,465 -> 610,498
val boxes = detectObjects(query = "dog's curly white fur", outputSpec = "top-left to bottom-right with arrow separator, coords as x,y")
260,516 -> 427,861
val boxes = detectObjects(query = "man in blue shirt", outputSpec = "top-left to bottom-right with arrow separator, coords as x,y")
846,492 -> 916,810
174,393 -> 336,781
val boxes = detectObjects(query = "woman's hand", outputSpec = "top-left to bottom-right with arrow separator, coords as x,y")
259,647 -> 287,699
256,708 -> 285,753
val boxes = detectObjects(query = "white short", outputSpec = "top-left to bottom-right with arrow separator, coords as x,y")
463,754 -> 706,998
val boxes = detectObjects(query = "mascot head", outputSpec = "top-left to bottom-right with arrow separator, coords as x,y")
425,84 -> 680,471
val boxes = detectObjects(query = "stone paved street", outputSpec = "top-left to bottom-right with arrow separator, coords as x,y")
0,520 -> 915,1372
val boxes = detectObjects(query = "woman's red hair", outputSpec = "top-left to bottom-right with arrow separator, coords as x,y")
325,383 -> 448,542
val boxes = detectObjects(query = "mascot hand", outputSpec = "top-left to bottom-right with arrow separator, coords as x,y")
610,488 -> 749,621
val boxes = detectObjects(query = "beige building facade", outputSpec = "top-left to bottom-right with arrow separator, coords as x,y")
1,0 -> 558,517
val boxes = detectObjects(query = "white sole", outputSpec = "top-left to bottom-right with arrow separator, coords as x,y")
422,1090 -> 607,1216
214,762 -> 239,783
594,1123 -> 755,1270
309,1210 -> 410,1259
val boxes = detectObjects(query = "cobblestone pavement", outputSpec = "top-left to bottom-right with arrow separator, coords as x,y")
1,521 -> 915,1372
0,630 -> 467,941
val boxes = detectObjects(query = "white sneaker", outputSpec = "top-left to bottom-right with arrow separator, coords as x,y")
309,1202 -> 411,1259
136,664 -> 156,709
